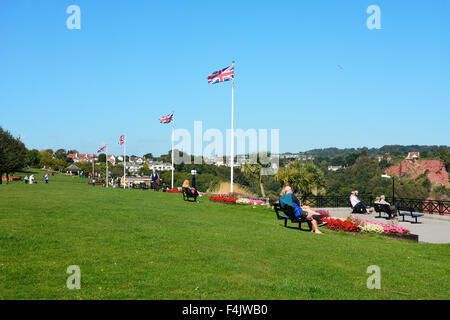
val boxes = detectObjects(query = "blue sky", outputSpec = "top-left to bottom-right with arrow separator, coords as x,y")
1,0 -> 449,157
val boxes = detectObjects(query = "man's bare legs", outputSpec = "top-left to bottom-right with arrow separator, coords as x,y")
302,208 -> 323,234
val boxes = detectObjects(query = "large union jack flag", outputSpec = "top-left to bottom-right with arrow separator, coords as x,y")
207,64 -> 234,85
97,145 -> 107,153
159,112 -> 174,124
118,135 -> 126,145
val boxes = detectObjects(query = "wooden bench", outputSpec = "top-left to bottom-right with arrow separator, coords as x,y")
397,206 -> 424,224
274,203 -> 326,231
182,187 -> 198,202
373,203 -> 397,219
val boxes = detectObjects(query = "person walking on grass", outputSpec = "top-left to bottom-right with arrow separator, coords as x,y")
24,176 -> 29,184
279,186 -> 323,234
44,173 -> 49,184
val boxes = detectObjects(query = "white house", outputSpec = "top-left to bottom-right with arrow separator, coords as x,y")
149,161 -> 173,171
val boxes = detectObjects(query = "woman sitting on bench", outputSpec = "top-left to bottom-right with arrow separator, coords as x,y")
350,191 -> 371,214
279,186 -> 323,234
183,180 -> 199,197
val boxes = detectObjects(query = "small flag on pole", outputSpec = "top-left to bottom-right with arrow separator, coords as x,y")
207,64 -> 235,85
97,146 -> 107,153
159,112 -> 174,124
119,135 -> 126,145
208,62 -> 236,193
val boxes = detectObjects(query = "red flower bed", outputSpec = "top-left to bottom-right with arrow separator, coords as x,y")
1,176 -> 22,181
321,217 -> 361,233
165,189 -> 182,193
210,196 -> 236,204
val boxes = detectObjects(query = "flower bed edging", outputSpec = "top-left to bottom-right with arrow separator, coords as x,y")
376,232 -> 419,242
320,216 -> 418,242
209,196 -> 236,204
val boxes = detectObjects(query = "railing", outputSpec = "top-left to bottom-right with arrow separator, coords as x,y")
298,195 -> 450,215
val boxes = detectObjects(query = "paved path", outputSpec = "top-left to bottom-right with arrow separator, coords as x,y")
313,207 -> 450,244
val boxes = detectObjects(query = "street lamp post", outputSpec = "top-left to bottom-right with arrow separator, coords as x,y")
381,174 -> 395,205
191,169 -> 197,189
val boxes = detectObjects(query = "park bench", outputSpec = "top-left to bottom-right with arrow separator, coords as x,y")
397,206 -> 424,224
182,187 -> 198,202
373,203 -> 397,219
274,203 -> 326,231
350,201 -> 366,214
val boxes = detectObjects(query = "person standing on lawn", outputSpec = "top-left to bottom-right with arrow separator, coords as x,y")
151,170 -> 159,189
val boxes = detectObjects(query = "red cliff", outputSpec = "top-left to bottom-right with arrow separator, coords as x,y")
386,160 -> 449,186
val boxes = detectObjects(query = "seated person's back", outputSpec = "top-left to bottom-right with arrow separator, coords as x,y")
279,193 -> 300,209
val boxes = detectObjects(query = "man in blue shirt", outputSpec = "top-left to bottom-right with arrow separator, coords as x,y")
151,169 -> 160,189
279,186 -> 323,234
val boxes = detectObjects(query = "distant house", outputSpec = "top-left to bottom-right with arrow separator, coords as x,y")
67,153 -> 97,163
106,155 -> 116,164
135,157 -> 145,165
125,162 -> 142,173
328,166 -> 343,172
377,154 -> 392,163
406,152 -> 420,160
148,161 -> 173,171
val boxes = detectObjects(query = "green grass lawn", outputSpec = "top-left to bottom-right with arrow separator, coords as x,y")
1,171 -> 449,300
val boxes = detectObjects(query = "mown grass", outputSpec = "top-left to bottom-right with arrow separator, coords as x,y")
0,172 -> 449,299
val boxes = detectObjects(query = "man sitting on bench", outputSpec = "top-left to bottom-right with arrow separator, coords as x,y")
379,195 -> 397,218
279,186 -> 323,234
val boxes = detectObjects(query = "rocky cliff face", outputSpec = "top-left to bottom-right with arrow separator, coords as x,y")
386,160 -> 449,186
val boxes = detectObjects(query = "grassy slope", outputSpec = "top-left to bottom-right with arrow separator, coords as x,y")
0,173 -> 449,300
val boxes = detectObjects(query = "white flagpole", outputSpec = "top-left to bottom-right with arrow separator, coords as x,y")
106,146 -> 108,188
171,114 -> 175,190
230,61 -> 235,193
123,139 -> 126,189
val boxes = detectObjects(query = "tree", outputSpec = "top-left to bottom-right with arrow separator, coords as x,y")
143,153 -> 154,160
98,154 -> 107,163
138,162 -> 151,176
275,161 -> 325,197
241,162 -> 266,197
54,149 -> 67,161
26,149 -> 40,167
38,149 -> 53,162
0,127 -> 27,184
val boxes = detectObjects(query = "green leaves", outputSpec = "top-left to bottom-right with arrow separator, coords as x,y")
275,161 -> 325,197
0,127 -> 27,181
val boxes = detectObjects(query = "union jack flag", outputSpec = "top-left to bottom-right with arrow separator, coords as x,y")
159,112 -> 174,124
97,145 -> 107,153
119,135 -> 126,145
207,64 -> 234,85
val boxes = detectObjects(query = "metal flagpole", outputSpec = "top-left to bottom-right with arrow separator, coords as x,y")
230,61 -> 235,193
106,146 -> 108,188
123,139 -> 126,189
171,114 -> 175,190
